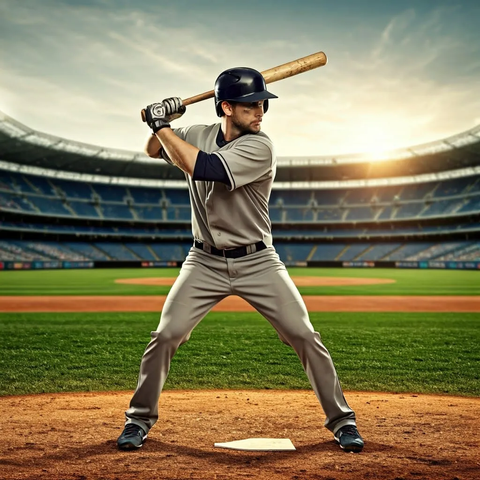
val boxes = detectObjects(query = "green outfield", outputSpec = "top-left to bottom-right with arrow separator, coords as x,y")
0,267 -> 479,398
0,312 -> 478,397
0,267 -> 479,295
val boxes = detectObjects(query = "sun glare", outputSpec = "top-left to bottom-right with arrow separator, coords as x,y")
356,122 -> 399,161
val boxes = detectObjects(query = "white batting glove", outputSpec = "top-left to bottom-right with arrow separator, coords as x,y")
144,97 -> 186,133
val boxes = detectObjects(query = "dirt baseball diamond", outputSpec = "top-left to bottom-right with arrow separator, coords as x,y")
2,275 -> 479,479
114,276 -> 398,286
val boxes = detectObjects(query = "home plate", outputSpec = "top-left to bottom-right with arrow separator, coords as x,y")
214,438 -> 296,451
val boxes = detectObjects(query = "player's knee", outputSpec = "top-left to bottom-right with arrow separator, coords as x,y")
153,328 -> 190,347
281,328 -> 320,346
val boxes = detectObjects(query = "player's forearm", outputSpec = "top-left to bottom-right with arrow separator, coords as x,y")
144,134 -> 162,158
156,128 -> 198,176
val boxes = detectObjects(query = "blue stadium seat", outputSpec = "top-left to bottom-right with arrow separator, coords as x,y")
149,243 -> 186,260
311,244 -> 347,261
394,203 -> 425,219
165,189 -> 190,205
356,243 -> 401,260
124,243 -> 157,260
69,201 -> 99,218
317,209 -> 343,221
52,178 -> 93,199
400,183 -> 436,200
94,243 -> 139,260
313,190 -> 344,206
30,197 -> 72,216
91,184 -> 128,202
344,189 -> 373,205
135,206 -> 164,220
432,177 -> 473,198
166,207 -> 191,221
128,187 -> 163,204
372,186 -> 403,202
377,206 -> 393,220
0,192 -> 37,212
273,243 -> 314,262
345,207 -> 375,221
100,204 -> 133,219
337,243 -> 371,261
383,243 -> 434,261
23,175 -> 56,195
420,199 -> 464,217
457,197 -> 480,214
65,242 -> 111,260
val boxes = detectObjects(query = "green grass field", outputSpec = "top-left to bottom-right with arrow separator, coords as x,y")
0,267 -> 479,295
0,312 -> 478,397
0,267 -> 478,397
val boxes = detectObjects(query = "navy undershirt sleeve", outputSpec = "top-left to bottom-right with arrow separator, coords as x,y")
193,151 -> 232,187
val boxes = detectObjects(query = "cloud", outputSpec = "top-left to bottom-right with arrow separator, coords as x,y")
0,1 -> 479,156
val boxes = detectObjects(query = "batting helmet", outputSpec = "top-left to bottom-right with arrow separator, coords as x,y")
214,67 -> 278,117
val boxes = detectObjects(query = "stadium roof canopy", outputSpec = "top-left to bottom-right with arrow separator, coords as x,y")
0,110 -> 479,182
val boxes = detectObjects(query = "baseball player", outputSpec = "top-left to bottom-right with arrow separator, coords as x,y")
117,67 -> 364,453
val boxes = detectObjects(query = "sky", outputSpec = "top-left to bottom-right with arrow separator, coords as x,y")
1,0 -> 480,157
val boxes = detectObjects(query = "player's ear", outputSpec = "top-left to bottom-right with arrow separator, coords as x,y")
222,101 -> 233,117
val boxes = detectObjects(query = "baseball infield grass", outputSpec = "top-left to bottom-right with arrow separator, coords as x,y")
1,312 -> 478,397
0,267 -> 479,295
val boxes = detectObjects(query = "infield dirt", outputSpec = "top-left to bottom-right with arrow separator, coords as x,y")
2,390 -> 479,480
1,294 -> 479,312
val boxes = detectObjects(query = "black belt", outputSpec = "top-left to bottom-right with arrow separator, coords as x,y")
194,240 -> 267,258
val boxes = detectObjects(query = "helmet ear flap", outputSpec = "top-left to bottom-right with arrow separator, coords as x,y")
215,100 -> 223,117
264,99 -> 269,114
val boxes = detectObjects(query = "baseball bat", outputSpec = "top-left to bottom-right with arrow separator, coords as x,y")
141,51 -> 327,122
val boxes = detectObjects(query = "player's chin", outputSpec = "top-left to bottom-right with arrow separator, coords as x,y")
249,123 -> 262,133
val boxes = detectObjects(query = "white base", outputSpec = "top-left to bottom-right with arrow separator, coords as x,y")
214,438 -> 296,451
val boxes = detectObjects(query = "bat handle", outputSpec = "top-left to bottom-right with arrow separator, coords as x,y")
141,109 -> 147,123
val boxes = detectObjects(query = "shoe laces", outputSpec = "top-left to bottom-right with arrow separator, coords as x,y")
340,426 -> 359,436
124,423 -> 143,435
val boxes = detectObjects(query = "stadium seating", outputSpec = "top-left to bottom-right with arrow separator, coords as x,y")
1,167 -> 479,265
383,243 -> 434,261
1,170 -> 479,225
273,243 -> 315,263
310,244 -> 347,261
1,239 -> 479,262
69,200 -> 100,218
337,244 -> 372,261
149,243 -> 187,261
94,243 -> 140,261
355,243 -> 402,261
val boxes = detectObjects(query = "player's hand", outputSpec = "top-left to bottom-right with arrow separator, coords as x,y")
162,97 -> 186,121
144,97 -> 186,133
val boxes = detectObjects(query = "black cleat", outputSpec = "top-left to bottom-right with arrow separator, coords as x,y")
334,425 -> 364,452
117,423 -> 147,451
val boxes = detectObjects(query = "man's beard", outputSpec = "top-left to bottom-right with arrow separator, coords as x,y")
231,116 -> 260,135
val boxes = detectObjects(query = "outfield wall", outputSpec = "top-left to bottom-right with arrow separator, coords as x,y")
2,260 -> 479,271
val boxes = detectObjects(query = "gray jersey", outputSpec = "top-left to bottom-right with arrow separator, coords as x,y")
162,124 -> 276,249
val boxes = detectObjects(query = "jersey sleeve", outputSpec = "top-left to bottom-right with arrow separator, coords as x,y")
213,135 -> 274,190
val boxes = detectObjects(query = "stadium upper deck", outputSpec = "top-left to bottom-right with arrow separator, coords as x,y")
1,110 -> 479,182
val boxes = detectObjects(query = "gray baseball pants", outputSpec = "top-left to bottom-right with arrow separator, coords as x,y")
125,246 -> 356,434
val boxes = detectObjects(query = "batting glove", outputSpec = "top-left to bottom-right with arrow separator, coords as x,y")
144,97 -> 186,133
